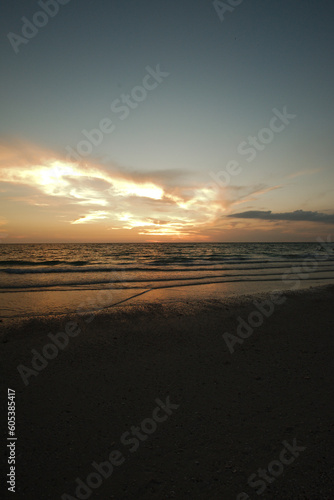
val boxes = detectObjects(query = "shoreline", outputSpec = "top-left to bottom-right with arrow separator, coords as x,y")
1,276 -> 334,326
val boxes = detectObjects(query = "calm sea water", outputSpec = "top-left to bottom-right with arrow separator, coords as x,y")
1,243 -> 334,318
1,242 -> 334,291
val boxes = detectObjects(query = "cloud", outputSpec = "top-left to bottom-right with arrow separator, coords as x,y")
0,140 -> 225,238
222,183 -> 282,209
71,211 -> 110,224
285,168 -> 323,180
6,140 -> 328,241
227,209 -> 334,224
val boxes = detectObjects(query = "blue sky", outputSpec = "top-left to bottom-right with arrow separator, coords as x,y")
1,0 -> 334,242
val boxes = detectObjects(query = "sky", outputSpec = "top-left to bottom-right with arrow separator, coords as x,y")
1,0 -> 334,243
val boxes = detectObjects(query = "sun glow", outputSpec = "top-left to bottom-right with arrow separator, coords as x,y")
0,145 -> 225,240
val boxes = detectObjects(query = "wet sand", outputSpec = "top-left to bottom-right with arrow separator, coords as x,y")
1,285 -> 334,499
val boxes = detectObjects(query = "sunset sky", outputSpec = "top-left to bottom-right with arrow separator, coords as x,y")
1,0 -> 334,242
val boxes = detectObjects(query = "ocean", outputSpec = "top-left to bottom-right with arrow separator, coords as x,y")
1,242 -> 334,319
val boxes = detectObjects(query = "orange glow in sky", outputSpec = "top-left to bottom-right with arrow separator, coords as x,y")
0,141 -> 333,243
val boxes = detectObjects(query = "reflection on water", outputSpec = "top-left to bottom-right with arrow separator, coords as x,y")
1,243 -> 334,318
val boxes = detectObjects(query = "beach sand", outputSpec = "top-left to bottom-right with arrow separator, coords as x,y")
1,285 -> 334,499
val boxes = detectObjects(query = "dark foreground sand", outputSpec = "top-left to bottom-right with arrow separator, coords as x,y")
1,285 -> 334,499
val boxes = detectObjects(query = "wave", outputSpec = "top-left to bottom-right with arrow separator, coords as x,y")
2,275 -> 334,294
1,260 -> 334,275
0,260 -> 90,267
1,268 -> 334,291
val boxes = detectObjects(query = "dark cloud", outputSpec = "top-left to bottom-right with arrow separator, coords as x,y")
227,210 -> 334,225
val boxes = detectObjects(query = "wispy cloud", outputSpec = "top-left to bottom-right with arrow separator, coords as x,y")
225,184 -> 282,208
285,168 -> 323,180
0,141 -> 225,238
71,211 -> 110,225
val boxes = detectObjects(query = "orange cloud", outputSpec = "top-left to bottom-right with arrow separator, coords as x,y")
0,140 -> 225,239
